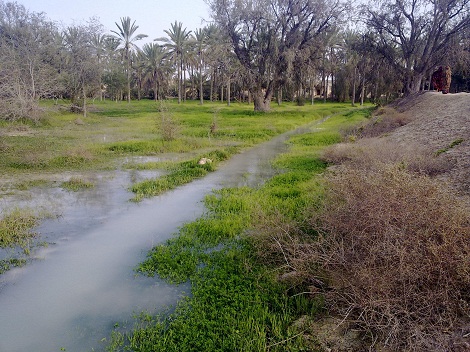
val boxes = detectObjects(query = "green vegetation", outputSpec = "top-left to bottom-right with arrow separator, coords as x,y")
0,99 -> 355,180
0,100 -> 367,276
130,148 -> 237,201
0,208 -> 40,250
61,177 -> 95,192
0,258 -> 27,274
105,107 -> 371,351
435,137 -> 465,155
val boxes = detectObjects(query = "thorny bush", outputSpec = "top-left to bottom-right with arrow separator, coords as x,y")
309,166 -> 470,351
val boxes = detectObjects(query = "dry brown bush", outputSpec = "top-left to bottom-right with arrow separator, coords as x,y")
322,138 -> 455,177
307,165 -> 470,351
342,107 -> 412,140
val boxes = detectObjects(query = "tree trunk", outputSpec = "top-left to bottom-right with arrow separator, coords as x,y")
183,62 -> 187,102
227,76 -> 231,106
82,84 -> 87,118
199,60 -> 203,105
210,69 -> 214,102
360,74 -> 365,106
310,76 -> 315,105
252,86 -> 273,112
405,72 -> 424,95
177,57 -> 182,104
324,75 -> 328,103
125,49 -> 131,103
352,67 -> 357,106
157,79 -> 159,101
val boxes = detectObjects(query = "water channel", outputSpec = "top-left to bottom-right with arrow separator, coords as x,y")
0,127 -> 308,351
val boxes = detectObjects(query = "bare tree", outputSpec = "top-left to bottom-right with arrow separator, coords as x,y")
62,22 -> 102,117
364,0 -> 470,95
0,2 -> 62,120
207,0 -> 347,111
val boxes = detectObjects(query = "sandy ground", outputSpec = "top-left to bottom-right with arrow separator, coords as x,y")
388,91 -> 470,198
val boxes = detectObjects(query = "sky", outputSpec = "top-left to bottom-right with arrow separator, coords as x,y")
16,0 -> 211,46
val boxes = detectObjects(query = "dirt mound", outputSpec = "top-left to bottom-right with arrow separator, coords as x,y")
387,92 -> 470,197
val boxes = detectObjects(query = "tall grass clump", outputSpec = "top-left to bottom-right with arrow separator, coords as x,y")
322,138 -> 456,177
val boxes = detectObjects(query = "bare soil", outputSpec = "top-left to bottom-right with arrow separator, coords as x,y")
388,92 -> 470,199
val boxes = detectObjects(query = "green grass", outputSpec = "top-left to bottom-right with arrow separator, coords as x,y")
61,177 -> 94,192
0,100 -> 367,198
0,208 -> 40,249
130,147 -> 238,201
105,106 -> 371,351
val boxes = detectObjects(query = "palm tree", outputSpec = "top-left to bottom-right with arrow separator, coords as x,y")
156,21 -> 191,104
142,43 -> 169,101
194,28 -> 206,104
111,17 -> 147,102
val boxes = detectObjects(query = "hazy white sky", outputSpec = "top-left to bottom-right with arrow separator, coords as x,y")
16,0 -> 211,45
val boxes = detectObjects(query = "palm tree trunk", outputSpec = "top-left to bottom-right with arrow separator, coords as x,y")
127,53 -> 131,103
352,67 -> 357,106
177,56 -> 182,104
199,58 -> 203,105
183,62 -> 187,102
227,76 -> 231,106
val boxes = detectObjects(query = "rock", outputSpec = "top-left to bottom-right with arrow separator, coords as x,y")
197,157 -> 212,165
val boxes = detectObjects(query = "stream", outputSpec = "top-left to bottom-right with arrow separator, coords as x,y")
0,127 -> 307,352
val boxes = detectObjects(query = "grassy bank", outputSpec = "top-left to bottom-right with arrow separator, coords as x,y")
105,107 -> 373,351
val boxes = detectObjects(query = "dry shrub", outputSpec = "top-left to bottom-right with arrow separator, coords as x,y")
0,99 -> 43,122
309,165 -> 470,351
343,107 -> 412,140
66,147 -> 93,161
156,101 -> 179,141
322,138 -> 455,177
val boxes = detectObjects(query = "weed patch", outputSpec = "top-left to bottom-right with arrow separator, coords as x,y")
435,137 -> 465,155
0,208 -> 40,249
61,177 -> 94,192
307,166 -> 470,351
0,258 -> 27,274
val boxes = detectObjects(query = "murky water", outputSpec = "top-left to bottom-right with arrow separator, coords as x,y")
0,128 -> 304,352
